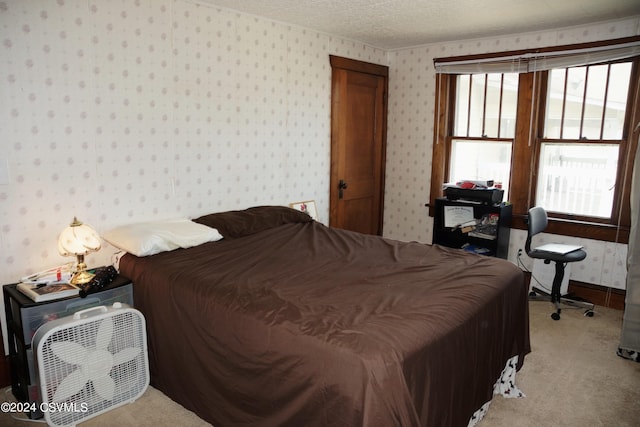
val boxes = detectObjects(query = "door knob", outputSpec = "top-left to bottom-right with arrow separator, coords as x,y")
338,180 -> 348,199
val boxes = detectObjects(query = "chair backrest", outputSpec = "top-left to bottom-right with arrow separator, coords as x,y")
525,206 -> 548,255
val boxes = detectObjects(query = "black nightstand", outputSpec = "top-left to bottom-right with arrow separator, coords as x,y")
3,275 -> 133,419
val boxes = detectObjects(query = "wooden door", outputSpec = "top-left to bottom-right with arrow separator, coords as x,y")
329,56 -> 388,235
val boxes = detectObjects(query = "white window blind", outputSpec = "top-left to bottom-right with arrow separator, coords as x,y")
434,39 -> 640,74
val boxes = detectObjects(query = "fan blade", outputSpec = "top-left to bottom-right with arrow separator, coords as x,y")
51,342 -> 87,365
112,347 -> 141,366
52,369 -> 87,402
95,318 -> 113,350
93,375 -> 115,401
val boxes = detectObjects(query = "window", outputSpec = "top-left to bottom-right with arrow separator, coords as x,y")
538,62 -> 632,218
431,37 -> 640,242
449,73 -> 518,196
536,143 -> 619,218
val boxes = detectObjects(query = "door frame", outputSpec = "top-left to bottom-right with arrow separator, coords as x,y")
329,55 -> 389,235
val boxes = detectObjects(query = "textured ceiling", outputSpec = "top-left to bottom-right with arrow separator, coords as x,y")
199,0 -> 640,49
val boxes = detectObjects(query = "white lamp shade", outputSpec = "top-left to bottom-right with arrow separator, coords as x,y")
58,218 -> 102,256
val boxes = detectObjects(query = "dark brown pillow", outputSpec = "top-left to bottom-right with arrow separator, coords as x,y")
193,205 -> 313,239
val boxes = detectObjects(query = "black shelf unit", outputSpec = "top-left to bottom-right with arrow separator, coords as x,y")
432,197 -> 512,259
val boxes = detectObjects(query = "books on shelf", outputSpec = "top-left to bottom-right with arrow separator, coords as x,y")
468,230 -> 497,240
17,282 -> 80,302
461,243 -> 492,255
465,213 -> 499,240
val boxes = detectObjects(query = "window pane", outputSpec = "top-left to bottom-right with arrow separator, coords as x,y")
485,74 -> 501,137
450,139 -> 512,197
468,74 -> 485,136
582,64 -> 607,139
545,62 -> 631,140
454,73 -> 518,138
545,69 -> 566,139
562,66 -> 586,139
500,73 -> 519,138
603,62 -> 631,139
536,143 -> 618,218
454,75 -> 470,135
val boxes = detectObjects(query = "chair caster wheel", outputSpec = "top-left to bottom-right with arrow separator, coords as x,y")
551,312 -> 561,321
584,310 -> 594,317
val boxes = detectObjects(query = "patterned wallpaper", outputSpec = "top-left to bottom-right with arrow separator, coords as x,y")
0,0 -> 637,301
384,18 -> 640,290
0,0 -> 386,289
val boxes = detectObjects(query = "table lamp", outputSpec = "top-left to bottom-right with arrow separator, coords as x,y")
58,217 -> 102,285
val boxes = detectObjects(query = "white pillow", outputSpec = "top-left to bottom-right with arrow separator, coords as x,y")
102,218 -> 223,257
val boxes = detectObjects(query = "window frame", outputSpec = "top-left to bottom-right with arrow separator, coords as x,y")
430,39 -> 640,244
448,72 -> 520,197
534,64 -> 632,224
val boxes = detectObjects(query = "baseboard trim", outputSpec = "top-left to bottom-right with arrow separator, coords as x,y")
524,272 -> 625,310
567,281 -> 626,310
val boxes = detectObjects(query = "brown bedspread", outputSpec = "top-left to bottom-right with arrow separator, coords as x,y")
120,220 -> 530,427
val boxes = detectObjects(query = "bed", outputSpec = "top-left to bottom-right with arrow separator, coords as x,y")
115,206 -> 530,427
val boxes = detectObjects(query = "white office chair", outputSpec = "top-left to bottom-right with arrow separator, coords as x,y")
526,207 -> 595,320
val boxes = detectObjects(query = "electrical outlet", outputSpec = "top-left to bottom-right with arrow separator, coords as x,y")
517,248 -> 523,257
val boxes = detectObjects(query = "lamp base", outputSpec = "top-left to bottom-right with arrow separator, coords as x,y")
70,269 -> 95,285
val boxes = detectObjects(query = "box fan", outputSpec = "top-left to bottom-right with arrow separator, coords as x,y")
33,303 -> 149,427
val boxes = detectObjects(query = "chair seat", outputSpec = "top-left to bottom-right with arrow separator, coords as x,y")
528,248 -> 587,263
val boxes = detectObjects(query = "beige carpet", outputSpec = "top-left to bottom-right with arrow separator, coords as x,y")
2,301 -> 639,426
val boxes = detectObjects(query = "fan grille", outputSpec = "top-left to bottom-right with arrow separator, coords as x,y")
37,308 -> 149,427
